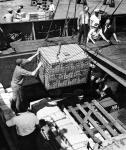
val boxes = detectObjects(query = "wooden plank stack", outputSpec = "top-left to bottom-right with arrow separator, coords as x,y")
38,44 -> 90,89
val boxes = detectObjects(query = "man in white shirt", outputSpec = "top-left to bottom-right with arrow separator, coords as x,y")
49,1 -> 55,19
3,8 -> 14,23
90,8 -> 100,29
87,8 -> 110,44
77,6 -> 90,44
6,107 -> 41,150
87,26 -> 110,44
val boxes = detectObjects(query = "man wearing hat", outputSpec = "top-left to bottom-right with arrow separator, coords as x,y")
90,8 -> 100,29
14,5 -> 26,21
86,8 -> 110,44
3,8 -> 14,22
77,6 -> 90,44
11,51 -> 42,113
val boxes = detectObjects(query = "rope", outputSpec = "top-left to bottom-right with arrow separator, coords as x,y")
71,0 -> 77,37
110,0 -> 124,18
45,0 -> 61,41
61,0 -> 72,37
90,1 -> 102,15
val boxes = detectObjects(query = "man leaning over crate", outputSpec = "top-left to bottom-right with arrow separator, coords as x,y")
11,50 -> 42,113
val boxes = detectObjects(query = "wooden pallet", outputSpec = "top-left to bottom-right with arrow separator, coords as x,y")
66,100 -> 126,144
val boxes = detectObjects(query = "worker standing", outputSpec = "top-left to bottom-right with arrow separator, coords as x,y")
90,8 -> 100,29
11,51 -> 42,113
48,1 -> 55,19
2,8 -> 14,23
14,5 -> 25,22
77,6 -> 90,44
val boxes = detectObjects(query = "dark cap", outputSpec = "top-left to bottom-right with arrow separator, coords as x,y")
19,5 -> 23,9
16,58 -> 23,65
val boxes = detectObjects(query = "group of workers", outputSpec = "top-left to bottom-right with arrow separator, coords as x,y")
3,5 -> 25,23
3,1 -> 55,23
77,6 -> 120,45
37,1 -> 55,19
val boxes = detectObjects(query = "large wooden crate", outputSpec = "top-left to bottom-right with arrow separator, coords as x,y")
38,44 -> 90,89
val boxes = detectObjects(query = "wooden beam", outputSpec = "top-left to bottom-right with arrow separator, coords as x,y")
76,104 -> 109,140
92,100 -> 126,134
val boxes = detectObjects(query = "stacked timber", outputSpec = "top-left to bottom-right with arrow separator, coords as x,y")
38,44 -> 90,89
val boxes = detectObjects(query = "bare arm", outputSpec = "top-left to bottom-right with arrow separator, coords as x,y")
99,29 -> 110,43
113,33 -> 120,42
31,61 -> 42,76
27,51 -> 39,62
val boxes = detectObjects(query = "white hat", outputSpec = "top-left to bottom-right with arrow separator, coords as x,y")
84,6 -> 89,11
94,8 -> 100,12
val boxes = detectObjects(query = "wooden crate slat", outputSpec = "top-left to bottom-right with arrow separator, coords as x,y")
76,104 -> 109,140
84,102 -> 118,137
68,106 -> 101,144
83,110 -> 92,123
92,100 -> 126,134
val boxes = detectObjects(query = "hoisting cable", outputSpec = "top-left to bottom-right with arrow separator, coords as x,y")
90,1 -> 103,15
71,0 -> 77,38
56,0 -> 72,60
45,0 -> 61,41
110,0 -> 124,19
83,0 -> 87,47
61,0 -> 72,37
105,0 -> 124,49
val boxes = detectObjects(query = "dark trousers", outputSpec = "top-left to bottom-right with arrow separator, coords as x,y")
18,129 -> 44,150
78,24 -> 89,44
11,84 -> 23,112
